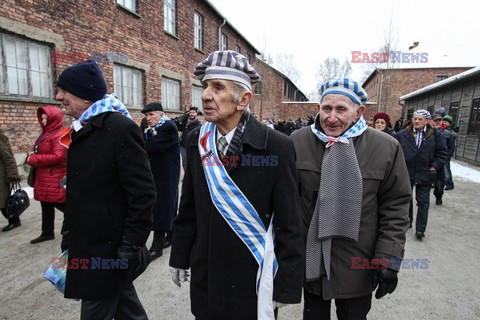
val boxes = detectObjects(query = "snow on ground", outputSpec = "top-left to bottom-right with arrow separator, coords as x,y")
23,187 -> 34,199
451,160 -> 480,184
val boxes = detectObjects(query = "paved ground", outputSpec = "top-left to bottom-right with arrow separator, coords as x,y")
1,160 -> 479,319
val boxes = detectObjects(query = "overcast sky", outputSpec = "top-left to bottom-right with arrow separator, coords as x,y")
208,0 -> 479,96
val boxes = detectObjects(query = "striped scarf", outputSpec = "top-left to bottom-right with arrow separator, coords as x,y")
71,93 -> 131,132
144,115 -> 171,137
306,116 -> 367,281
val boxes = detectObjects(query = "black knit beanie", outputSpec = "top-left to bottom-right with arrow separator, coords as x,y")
56,60 -> 107,101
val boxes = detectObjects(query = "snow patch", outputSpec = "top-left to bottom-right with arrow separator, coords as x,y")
451,160 -> 480,184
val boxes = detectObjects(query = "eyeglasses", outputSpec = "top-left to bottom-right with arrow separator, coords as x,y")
433,119 -> 442,122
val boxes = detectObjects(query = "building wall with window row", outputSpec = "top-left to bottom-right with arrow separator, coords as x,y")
0,0 -> 260,153
362,67 -> 471,125
400,67 -> 480,165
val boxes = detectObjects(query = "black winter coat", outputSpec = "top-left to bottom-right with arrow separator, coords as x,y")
143,120 -> 180,232
169,116 -> 304,320
396,124 -> 448,185
63,112 -> 156,299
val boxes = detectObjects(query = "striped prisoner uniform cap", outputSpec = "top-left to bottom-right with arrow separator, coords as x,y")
320,78 -> 368,105
194,50 -> 260,90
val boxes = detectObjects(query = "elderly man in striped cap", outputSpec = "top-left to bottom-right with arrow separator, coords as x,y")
291,78 -> 411,319
169,50 -> 304,320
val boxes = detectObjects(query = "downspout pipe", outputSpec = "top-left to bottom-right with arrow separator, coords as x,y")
218,19 -> 226,50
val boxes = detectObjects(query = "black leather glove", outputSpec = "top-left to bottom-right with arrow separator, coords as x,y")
117,239 -> 141,271
372,268 -> 398,299
7,176 -> 21,183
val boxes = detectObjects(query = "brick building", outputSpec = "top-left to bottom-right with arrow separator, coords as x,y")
1,0 -> 302,158
362,67 -> 472,124
251,58 -> 311,122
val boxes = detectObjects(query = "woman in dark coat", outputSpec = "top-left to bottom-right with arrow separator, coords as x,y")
0,130 -> 21,231
142,102 -> 180,260
373,112 -> 396,137
27,106 -> 67,243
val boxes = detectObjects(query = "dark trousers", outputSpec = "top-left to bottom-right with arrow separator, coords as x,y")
180,145 -> 187,171
303,289 -> 372,320
81,281 -> 148,320
433,166 -> 446,201
1,207 -> 20,225
40,202 -> 65,236
409,183 -> 430,233
445,161 -> 454,189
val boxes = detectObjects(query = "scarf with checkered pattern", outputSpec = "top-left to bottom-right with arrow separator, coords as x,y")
306,116 -> 366,281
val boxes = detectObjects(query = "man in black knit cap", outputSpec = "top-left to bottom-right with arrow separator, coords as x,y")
56,60 -> 155,320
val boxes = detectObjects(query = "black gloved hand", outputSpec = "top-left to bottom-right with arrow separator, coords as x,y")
117,239 -> 141,271
7,176 -> 21,183
372,268 -> 398,299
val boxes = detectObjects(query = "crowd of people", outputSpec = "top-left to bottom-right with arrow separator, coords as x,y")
0,51 -> 459,320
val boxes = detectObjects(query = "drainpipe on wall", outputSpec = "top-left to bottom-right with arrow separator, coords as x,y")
377,68 -> 384,112
218,19 -> 226,50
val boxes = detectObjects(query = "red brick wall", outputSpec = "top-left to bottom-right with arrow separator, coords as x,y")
363,67 -> 471,123
0,0 -> 257,151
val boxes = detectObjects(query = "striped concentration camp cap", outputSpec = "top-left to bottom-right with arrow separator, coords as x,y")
320,78 -> 368,105
413,109 -> 432,120
194,50 -> 260,90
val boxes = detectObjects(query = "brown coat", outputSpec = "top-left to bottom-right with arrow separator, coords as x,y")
291,126 -> 411,300
0,130 -> 20,208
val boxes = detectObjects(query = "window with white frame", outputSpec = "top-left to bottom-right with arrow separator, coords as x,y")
0,33 -> 51,98
194,12 -> 203,51
117,0 -> 136,12
164,0 -> 176,36
221,33 -> 227,51
113,64 -> 143,108
162,77 -> 180,110
235,45 -> 241,53
192,85 -> 203,112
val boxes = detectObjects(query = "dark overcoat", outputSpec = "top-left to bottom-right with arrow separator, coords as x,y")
143,120 -> 180,232
396,124 -> 448,185
169,116 -> 304,320
63,112 -> 155,300
0,130 -> 19,208
291,126 -> 411,300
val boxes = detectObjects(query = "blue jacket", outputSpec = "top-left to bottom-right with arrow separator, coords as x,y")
397,124 -> 448,185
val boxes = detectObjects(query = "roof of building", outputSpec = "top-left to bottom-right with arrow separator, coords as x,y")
204,0 -> 261,55
399,66 -> 480,101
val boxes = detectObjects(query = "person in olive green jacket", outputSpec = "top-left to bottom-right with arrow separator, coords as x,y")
0,129 -> 22,231
291,78 -> 411,320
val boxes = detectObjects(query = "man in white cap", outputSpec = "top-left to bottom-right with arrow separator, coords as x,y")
397,109 -> 448,239
169,50 -> 304,320
291,78 -> 411,319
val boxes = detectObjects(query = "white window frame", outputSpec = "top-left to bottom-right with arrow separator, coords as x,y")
221,33 -> 227,51
164,0 -> 176,36
162,77 -> 180,111
117,0 -> 136,12
0,33 -> 52,98
235,45 -> 241,53
192,85 -> 203,112
113,64 -> 143,108
194,12 -> 203,51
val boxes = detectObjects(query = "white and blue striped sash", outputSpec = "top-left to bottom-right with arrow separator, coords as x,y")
198,122 -> 278,320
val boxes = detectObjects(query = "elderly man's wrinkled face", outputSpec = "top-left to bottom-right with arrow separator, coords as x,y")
413,115 -> 428,130
145,111 -> 163,127
201,79 -> 249,129
318,94 -> 365,137
55,88 -> 92,118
